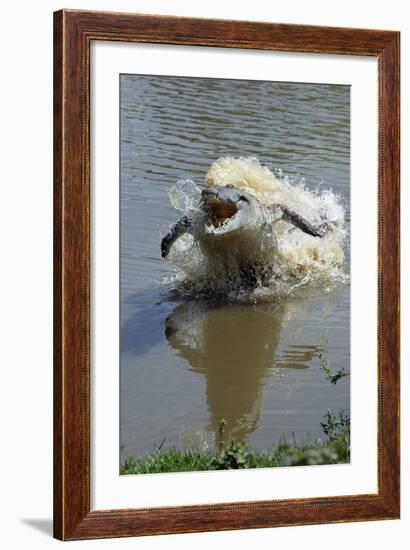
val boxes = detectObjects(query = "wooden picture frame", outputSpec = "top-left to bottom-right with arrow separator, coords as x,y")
53,9 -> 400,540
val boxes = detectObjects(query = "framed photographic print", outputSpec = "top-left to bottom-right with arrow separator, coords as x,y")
53,9 -> 400,540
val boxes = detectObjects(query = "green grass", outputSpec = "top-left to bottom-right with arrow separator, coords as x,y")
121,410 -> 350,475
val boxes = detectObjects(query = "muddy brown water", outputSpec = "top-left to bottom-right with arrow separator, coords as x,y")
120,74 -> 350,464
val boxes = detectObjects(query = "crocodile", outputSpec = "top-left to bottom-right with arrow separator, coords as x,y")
161,184 -> 323,276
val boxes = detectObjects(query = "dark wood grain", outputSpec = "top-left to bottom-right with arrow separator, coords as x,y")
53,10 -> 63,540
53,9 -> 400,541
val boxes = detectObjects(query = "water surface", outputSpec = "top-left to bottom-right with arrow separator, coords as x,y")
120,74 -> 350,463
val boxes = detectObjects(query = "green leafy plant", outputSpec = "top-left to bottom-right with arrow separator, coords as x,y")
278,444 -> 340,466
211,441 -> 253,469
217,418 -> 227,452
320,408 -> 350,461
320,408 -> 350,440
319,354 -> 350,385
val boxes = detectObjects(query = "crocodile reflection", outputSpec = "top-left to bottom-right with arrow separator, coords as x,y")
165,301 -> 316,447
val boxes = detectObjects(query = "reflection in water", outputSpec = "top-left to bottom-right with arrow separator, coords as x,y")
165,301 -> 324,447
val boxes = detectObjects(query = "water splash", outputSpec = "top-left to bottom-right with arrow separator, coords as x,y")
169,179 -> 202,212
163,157 -> 349,303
